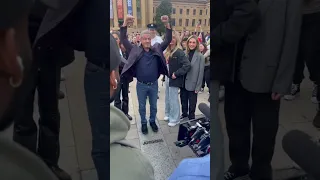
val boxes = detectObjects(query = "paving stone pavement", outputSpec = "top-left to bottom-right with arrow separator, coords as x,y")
1,52 -> 320,180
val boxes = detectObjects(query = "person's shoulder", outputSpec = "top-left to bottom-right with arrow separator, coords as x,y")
110,144 -> 154,180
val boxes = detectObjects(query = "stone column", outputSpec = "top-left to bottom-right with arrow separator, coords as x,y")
132,0 -> 138,28
140,0 -> 146,29
112,0 -> 118,28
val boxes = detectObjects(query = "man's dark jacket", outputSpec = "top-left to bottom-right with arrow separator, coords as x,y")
210,0 -> 261,82
120,26 -> 172,80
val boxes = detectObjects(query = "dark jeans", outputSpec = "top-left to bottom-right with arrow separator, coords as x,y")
13,57 -> 61,166
136,81 -> 158,125
224,81 -> 280,179
180,87 -> 198,119
201,66 -> 210,91
84,61 -> 109,180
293,12 -> 320,90
114,76 -> 130,114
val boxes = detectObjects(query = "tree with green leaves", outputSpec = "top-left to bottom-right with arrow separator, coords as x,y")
155,0 -> 172,35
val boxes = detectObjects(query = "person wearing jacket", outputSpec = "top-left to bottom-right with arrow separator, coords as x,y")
163,31 -> 191,127
12,1 -> 79,179
210,0 -> 261,179
110,34 -> 154,180
221,0 -> 302,179
180,35 -> 205,120
112,31 -> 133,120
121,15 -> 172,135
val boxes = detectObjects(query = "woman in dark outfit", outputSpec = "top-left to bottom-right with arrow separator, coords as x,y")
112,31 -> 133,120
180,35 -> 205,120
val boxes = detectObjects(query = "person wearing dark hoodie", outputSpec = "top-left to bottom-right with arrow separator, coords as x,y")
110,34 -> 155,180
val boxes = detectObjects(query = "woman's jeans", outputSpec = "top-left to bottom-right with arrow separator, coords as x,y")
84,61 -> 109,180
165,77 -> 180,123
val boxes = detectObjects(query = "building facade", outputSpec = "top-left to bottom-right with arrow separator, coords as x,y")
110,0 -> 154,32
110,0 -> 209,33
153,0 -> 210,33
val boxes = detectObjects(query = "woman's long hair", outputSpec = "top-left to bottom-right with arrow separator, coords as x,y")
186,35 -> 200,55
200,43 -> 207,55
164,31 -> 182,62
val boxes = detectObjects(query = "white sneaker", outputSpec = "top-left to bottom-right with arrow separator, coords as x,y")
168,121 -> 180,127
164,116 -> 169,121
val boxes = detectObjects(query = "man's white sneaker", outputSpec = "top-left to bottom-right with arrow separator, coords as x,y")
164,116 -> 169,121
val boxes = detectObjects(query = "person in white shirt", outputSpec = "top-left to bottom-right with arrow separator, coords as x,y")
147,23 -> 163,46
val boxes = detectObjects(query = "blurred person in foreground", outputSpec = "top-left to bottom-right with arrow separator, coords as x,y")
210,0 -> 261,179
221,0 -> 302,179
169,155 -> 210,180
0,0 -> 61,179
11,0 -> 84,179
110,34 -> 154,180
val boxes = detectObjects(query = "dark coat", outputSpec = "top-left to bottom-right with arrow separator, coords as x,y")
166,49 -> 191,88
120,26 -> 172,79
210,0 -> 261,82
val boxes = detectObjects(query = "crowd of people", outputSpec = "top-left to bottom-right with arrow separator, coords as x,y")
110,16 -> 216,132
0,0 -> 319,180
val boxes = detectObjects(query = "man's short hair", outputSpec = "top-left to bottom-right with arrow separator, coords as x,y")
140,30 -> 151,37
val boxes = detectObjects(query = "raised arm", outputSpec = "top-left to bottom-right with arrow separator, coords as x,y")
160,15 -> 172,51
120,15 -> 134,55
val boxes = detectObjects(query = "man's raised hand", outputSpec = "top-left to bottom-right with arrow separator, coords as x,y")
123,15 -> 135,27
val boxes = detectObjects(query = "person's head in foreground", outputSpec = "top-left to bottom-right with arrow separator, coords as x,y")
164,30 -> 182,61
186,35 -> 200,54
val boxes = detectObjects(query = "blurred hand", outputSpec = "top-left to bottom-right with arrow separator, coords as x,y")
172,73 -> 176,79
123,15 -> 135,26
271,93 -> 282,100
195,91 -> 199,93
161,15 -> 169,24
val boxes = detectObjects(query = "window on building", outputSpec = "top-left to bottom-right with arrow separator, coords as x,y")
206,9 -> 207,15
180,9 -> 183,14
199,19 -> 202,26
193,9 -> 196,15
187,9 -> 189,15
204,19 -> 207,26
172,18 -> 176,26
179,19 -> 182,26
192,19 -> 195,27
185,19 -> 189,26
173,8 -> 176,14
200,10 -> 202,15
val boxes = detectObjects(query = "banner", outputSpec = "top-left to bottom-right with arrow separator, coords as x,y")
127,0 -> 132,15
110,0 -> 113,19
117,0 -> 124,19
